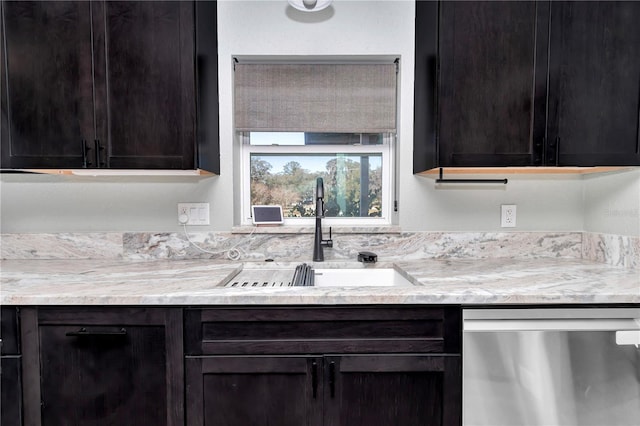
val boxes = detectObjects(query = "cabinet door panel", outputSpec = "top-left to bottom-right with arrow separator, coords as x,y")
186,306 -> 456,356
413,0 -> 438,172
39,324 -> 167,426
99,1 -> 195,169
438,1 -> 546,167
1,307 -> 19,355
548,1 -> 640,166
0,356 -> 22,426
1,1 -> 94,168
325,355 -> 461,426
186,356 -> 321,426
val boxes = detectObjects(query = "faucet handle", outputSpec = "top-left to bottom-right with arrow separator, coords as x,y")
322,227 -> 333,248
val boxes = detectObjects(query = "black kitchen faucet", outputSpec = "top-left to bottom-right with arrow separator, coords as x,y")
312,177 -> 333,262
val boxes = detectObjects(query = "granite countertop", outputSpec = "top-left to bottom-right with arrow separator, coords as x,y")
1,257 -> 638,305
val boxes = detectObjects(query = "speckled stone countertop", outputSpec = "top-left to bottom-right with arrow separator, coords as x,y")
1,258 -> 638,305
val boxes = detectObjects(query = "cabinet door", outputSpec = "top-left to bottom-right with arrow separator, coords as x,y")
0,356 -> 22,426
1,308 -> 22,426
95,1 -> 196,169
195,0 -> 220,174
186,356 -> 322,426
20,307 -> 184,426
1,307 -> 19,355
437,1 -> 548,167
324,355 -> 461,426
547,1 -> 640,166
413,0 -> 438,172
38,324 -> 167,425
0,1 -> 96,169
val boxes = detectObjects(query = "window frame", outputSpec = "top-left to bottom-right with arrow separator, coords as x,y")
239,132 -> 395,227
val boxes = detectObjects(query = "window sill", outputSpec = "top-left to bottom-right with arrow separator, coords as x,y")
231,225 -> 402,234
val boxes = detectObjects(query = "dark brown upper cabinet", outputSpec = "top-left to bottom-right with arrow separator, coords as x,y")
546,1 -> 640,167
413,0 -> 439,173
1,1 -> 96,169
99,1 -> 196,169
436,1 -> 548,169
1,1 -> 220,172
414,1 -> 640,172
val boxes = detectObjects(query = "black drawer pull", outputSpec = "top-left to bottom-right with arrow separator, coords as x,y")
65,327 -> 127,337
95,139 -> 106,167
311,360 -> 318,399
329,361 -> 336,398
81,139 -> 93,168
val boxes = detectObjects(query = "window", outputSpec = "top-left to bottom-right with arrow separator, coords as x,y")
234,61 -> 398,226
240,132 -> 394,225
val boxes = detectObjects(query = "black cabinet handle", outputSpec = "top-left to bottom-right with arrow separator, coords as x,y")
65,327 -> 127,337
81,139 -> 92,168
95,139 -> 106,168
636,92 -> 639,154
636,75 -> 640,154
329,361 -> 336,398
547,136 -> 560,166
534,137 -> 544,165
311,360 -> 318,399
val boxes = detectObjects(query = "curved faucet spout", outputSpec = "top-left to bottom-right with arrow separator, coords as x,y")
316,177 -> 324,200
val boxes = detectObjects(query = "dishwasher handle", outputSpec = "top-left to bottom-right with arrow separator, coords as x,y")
463,308 -> 640,333
463,318 -> 640,332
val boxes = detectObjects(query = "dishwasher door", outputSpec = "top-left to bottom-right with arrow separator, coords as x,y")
463,308 -> 640,426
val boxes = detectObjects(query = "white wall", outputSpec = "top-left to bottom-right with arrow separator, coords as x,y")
583,169 -> 640,237
0,0 -> 630,234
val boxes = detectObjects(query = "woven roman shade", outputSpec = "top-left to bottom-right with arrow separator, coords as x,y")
234,63 -> 397,133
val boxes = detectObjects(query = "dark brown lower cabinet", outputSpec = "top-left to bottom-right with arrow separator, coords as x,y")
186,356 -> 321,426
186,354 -> 460,426
12,306 -> 461,426
185,306 -> 462,426
0,356 -> 22,426
327,355 -> 460,426
20,307 -> 184,426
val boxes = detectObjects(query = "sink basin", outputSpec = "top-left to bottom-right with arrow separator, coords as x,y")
313,268 -> 413,287
221,264 -> 414,288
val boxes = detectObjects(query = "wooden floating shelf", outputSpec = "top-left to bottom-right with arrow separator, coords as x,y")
419,166 -> 632,177
17,169 -> 217,177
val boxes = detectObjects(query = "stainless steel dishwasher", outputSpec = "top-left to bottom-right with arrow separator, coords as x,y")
463,308 -> 640,426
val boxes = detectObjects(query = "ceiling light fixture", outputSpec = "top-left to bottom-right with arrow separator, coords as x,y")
288,0 -> 333,13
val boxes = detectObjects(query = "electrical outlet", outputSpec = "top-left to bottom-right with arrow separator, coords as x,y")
501,204 -> 516,228
178,203 -> 210,225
